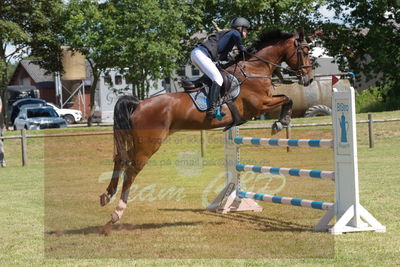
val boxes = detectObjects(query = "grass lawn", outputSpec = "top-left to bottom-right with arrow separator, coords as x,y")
0,110 -> 399,266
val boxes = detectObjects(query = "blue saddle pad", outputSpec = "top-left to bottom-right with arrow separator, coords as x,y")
187,73 -> 240,112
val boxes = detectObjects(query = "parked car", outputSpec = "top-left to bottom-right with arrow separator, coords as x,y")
46,103 -> 82,124
7,85 -> 40,106
10,98 -> 47,125
13,106 -> 67,130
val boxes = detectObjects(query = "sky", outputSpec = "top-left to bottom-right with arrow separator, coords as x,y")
319,5 -> 336,20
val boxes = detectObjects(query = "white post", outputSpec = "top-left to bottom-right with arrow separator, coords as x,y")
54,72 -> 63,107
207,127 -> 262,213
328,87 -> 385,234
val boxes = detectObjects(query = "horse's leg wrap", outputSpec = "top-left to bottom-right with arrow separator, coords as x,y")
279,97 -> 293,125
121,170 -> 132,203
110,165 -> 138,223
100,193 -> 111,206
99,170 -> 122,206
272,95 -> 293,135
111,199 -> 127,223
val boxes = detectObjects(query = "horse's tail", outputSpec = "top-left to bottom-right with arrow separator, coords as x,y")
113,95 -> 140,164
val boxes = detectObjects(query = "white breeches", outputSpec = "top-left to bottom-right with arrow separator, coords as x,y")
190,47 -> 223,86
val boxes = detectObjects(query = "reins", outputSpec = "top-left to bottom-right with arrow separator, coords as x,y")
230,61 -> 272,85
231,38 -> 312,84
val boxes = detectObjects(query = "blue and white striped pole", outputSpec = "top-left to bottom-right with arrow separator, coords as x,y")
234,137 -> 333,148
236,164 -> 335,181
238,191 -> 334,210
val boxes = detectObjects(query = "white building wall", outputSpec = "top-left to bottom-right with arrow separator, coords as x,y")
96,69 -> 172,123
96,70 -> 132,123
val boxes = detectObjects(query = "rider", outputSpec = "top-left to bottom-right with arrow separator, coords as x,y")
0,97 -> 6,167
190,17 -> 251,118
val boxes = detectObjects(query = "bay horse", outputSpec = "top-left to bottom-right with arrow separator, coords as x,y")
100,30 -> 314,224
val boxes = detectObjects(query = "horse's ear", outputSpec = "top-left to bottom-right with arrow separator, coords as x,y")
298,28 -> 305,41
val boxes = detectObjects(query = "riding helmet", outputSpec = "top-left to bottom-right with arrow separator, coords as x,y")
230,17 -> 251,29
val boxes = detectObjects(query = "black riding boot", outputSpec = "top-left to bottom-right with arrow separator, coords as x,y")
206,82 -> 221,118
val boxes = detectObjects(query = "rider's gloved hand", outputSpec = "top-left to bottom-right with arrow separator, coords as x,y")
247,46 -> 257,54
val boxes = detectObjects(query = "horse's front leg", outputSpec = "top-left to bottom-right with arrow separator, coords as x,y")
261,94 -> 292,135
271,94 -> 293,135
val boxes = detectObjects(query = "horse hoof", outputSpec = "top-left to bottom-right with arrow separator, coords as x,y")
271,121 -> 283,135
111,211 -> 120,223
99,193 -> 110,206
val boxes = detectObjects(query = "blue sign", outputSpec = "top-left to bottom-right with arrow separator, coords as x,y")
339,112 -> 348,143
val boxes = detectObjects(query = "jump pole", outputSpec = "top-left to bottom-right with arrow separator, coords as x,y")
207,86 -> 386,235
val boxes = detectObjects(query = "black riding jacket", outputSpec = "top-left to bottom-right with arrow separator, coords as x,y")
201,30 -> 246,61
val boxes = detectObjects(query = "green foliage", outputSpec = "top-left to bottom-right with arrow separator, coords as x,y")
194,0 -> 325,41
355,81 -> 400,113
377,80 -> 400,111
108,0 -> 202,99
63,0 -> 203,101
0,0 -> 64,128
0,0 -> 64,72
63,0 -> 125,124
63,0 -> 119,69
355,87 -> 385,113
320,0 -> 400,110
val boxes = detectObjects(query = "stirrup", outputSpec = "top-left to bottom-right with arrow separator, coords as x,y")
206,106 -> 225,120
206,107 -> 217,118
182,75 -> 212,90
216,106 -> 225,120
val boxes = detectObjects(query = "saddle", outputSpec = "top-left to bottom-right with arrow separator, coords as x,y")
182,72 -> 246,130
181,72 -> 233,96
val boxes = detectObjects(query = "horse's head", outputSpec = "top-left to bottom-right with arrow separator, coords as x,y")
235,29 -> 314,86
284,30 -> 314,86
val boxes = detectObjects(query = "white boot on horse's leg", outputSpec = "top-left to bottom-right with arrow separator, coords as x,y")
111,199 -> 127,223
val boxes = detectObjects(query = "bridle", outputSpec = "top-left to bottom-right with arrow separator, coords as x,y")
291,38 -> 313,78
234,36 -> 313,83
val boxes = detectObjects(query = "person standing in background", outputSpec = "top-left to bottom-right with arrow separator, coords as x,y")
0,97 -> 6,167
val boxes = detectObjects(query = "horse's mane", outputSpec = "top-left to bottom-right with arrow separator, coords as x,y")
250,29 -> 294,51
224,29 -> 294,68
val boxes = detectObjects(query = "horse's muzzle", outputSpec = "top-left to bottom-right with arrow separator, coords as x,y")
299,74 -> 314,87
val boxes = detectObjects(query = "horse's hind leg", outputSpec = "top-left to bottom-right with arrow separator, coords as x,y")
110,129 -> 168,223
100,160 -> 123,206
111,164 -> 140,223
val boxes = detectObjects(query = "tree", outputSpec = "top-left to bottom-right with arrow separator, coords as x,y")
194,0 -> 325,39
63,0 -> 120,125
64,0 -> 202,126
0,0 -> 64,128
320,0 -> 400,109
109,0 -> 202,99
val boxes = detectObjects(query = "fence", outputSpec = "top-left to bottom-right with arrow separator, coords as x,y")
2,114 -> 400,166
